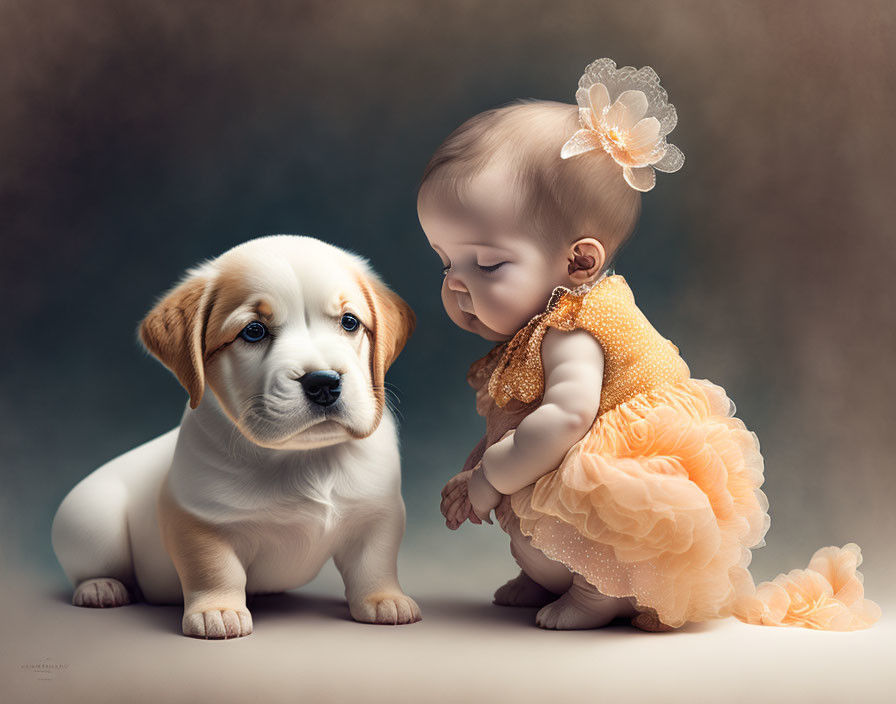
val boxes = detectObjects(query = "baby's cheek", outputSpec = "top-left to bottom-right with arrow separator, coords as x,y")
493,275 -> 539,322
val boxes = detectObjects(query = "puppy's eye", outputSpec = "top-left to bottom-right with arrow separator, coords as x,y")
340,313 -> 360,332
478,262 -> 506,273
239,321 -> 268,343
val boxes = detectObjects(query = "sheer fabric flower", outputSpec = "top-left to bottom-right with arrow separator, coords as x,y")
561,58 -> 684,192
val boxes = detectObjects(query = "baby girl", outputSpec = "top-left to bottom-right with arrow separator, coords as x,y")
417,59 -> 880,632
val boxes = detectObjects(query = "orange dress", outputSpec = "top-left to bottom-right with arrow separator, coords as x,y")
465,275 -> 879,630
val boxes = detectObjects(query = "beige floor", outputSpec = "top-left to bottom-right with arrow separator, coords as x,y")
2,547 -> 894,704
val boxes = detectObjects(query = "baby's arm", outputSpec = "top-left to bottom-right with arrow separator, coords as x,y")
481,327 -> 604,496
462,434 -> 488,472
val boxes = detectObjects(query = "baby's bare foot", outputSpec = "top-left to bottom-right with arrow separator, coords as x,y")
535,575 -> 637,630
631,611 -> 678,632
494,571 -> 556,607
72,578 -> 131,608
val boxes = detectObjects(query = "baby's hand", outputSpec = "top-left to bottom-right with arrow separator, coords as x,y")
440,470 -> 482,530
467,466 -> 503,524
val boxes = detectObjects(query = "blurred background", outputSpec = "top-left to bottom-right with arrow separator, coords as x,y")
2,0 -> 894,608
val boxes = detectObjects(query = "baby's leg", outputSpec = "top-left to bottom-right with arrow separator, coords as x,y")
495,517 -> 573,606
536,573 -> 639,630
500,507 -> 654,629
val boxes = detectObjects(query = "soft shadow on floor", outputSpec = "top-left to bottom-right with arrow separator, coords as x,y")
248,591 -> 545,629
51,587 -> 72,605
421,595 -> 717,635
49,584 -> 185,635
248,591 -> 352,623
45,583 -> 717,638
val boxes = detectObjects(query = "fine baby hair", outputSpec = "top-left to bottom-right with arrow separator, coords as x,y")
419,58 -> 685,274
419,100 -> 641,274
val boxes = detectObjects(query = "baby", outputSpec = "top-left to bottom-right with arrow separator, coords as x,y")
417,59 -> 880,632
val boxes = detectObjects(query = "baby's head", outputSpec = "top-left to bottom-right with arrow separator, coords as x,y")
417,100 -> 641,341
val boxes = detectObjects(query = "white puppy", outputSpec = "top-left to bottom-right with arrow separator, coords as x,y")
52,235 -> 420,638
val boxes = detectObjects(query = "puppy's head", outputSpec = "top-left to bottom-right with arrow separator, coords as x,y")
138,235 -> 415,450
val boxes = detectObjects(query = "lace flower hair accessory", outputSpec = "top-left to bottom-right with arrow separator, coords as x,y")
561,58 -> 685,192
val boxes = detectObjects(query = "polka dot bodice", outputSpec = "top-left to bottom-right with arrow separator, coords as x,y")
479,275 -> 690,417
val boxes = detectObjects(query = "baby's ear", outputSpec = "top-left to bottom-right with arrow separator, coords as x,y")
567,237 -> 606,284
356,270 -> 416,424
138,272 -> 216,409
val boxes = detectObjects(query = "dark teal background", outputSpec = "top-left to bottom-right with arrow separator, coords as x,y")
2,0 -> 894,596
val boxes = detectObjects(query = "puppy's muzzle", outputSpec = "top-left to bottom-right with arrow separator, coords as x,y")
299,370 -> 342,407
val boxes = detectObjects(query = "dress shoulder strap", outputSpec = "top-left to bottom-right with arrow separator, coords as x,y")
487,275 -> 689,414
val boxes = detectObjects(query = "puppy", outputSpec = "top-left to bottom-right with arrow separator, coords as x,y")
51,235 -> 420,638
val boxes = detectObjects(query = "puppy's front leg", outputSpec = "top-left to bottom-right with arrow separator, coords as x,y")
334,509 -> 421,625
158,478 -> 253,639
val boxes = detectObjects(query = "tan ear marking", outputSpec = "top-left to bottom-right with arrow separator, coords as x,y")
356,271 -> 416,428
138,274 -> 216,409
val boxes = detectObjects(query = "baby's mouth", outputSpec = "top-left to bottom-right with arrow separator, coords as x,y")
456,295 -> 475,315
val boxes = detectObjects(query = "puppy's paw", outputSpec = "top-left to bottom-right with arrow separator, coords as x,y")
72,578 -> 131,608
182,608 -> 253,639
350,592 -> 422,625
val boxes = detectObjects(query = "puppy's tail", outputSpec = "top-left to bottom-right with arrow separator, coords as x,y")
733,542 -> 881,630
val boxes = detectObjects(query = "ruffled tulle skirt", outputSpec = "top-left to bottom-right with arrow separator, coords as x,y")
511,377 -> 770,628
733,543 -> 881,630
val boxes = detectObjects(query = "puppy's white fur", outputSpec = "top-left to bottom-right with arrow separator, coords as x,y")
52,235 -> 420,638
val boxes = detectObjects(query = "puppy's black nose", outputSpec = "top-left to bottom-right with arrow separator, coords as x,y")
299,370 -> 342,407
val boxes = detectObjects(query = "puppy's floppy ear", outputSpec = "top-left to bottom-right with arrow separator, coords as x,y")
357,271 -> 416,425
138,272 -> 216,409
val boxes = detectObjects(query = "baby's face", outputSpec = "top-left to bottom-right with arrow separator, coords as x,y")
418,168 -> 569,341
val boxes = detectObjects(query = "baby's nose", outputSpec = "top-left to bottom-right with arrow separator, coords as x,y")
445,272 -> 468,293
